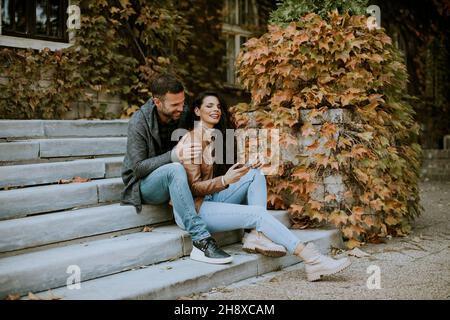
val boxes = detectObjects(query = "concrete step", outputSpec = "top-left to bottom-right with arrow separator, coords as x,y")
420,173 -> 450,181
0,217 -> 273,298
0,157 -> 123,189
0,178 -> 123,220
422,149 -> 450,160
0,203 -> 172,254
0,120 -> 128,139
421,159 -> 450,169
0,137 -> 126,163
27,229 -> 343,300
0,230 -> 184,298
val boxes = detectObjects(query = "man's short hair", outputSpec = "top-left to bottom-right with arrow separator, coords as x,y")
150,74 -> 184,99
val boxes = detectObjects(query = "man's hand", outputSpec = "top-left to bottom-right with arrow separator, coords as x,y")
172,135 -> 202,163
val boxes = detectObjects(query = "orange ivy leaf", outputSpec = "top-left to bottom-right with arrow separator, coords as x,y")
289,204 -> 304,215
308,200 -> 322,211
328,210 -> 348,226
321,122 -> 337,138
314,153 -> 329,168
268,193 -> 283,204
289,182 -> 305,194
305,182 -> 318,194
351,144 -> 369,157
363,215 -> 378,228
385,215 -> 400,226
292,167 -> 311,181
344,190 -> 353,199
301,122 -> 316,137
346,239 -> 362,249
352,206 -> 365,218
369,198 -> 383,211
306,140 -> 320,151
324,138 -> 337,150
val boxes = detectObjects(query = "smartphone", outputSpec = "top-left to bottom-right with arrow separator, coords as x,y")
236,161 -> 252,169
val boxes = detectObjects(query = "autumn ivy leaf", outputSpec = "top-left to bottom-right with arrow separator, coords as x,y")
321,122 -> 337,138
268,193 -> 286,209
352,206 -> 365,218
301,122 -> 316,137
369,198 -> 383,211
385,215 -> 400,226
289,204 -> 304,214
328,210 -> 348,226
306,140 -> 320,151
308,200 -> 322,210
356,131 -> 373,142
351,144 -> 369,157
346,239 -> 362,249
292,167 -> 311,181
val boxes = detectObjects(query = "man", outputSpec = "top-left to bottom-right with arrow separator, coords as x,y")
121,74 -> 234,264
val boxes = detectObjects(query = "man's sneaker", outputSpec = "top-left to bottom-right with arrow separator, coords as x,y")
190,237 -> 233,264
242,229 -> 287,257
297,242 -> 351,281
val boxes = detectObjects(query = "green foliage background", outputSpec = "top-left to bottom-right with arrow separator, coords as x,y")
0,0 -> 228,119
270,0 -> 369,23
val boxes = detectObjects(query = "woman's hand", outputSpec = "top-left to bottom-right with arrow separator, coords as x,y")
248,160 -> 264,169
222,163 -> 250,185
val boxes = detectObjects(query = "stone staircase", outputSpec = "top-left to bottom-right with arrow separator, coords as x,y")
0,120 -> 344,300
421,149 -> 450,181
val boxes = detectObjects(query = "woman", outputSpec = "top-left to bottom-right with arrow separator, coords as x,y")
175,92 -> 351,281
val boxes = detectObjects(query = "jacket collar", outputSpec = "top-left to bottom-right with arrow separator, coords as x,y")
140,98 -> 191,147
140,99 -> 161,147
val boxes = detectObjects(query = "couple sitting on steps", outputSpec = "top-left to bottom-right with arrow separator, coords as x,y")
120,74 -> 351,282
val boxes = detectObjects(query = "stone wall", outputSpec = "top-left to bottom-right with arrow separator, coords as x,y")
244,108 -> 353,210
0,73 -> 124,120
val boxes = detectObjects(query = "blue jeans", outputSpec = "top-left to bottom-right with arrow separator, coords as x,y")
139,163 -> 211,241
174,168 -> 302,254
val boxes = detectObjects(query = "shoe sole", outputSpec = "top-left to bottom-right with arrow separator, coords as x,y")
307,258 -> 352,282
243,246 -> 287,258
190,246 -> 233,264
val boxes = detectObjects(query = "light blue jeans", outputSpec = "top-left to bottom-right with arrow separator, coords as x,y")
140,163 -> 211,241
174,168 -> 302,254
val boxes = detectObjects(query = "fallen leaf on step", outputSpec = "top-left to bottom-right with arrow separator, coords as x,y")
331,247 -> 346,256
177,296 -> 194,300
367,236 -> 386,244
28,292 -> 41,300
347,247 -> 370,258
46,290 -> 62,300
27,290 -> 62,300
142,226 -> 154,232
59,176 -> 91,184
4,293 -> 21,300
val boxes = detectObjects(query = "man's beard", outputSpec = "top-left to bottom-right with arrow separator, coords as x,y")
161,105 -> 181,123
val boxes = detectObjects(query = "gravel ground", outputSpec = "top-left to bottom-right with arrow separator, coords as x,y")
193,181 -> 450,300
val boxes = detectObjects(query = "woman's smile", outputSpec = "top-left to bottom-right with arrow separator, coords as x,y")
195,95 -> 222,127
208,113 -> 220,120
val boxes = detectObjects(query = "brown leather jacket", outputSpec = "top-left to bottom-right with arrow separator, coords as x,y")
180,127 -> 228,212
